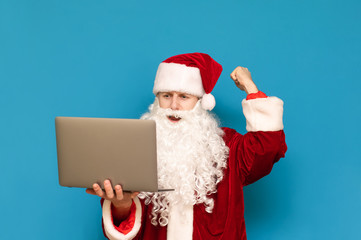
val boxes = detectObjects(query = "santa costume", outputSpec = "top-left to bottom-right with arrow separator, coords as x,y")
100,53 -> 287,240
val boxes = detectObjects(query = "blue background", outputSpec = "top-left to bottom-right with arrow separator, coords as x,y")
1,0 -> 360,239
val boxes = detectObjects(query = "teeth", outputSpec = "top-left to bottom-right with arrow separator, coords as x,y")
168,116 -> 181,121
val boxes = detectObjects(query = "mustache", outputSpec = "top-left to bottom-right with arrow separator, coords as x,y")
154,105 -> 200,120
157,108 -> 188,119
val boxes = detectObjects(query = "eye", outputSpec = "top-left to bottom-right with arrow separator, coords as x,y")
180,95 -> 189,99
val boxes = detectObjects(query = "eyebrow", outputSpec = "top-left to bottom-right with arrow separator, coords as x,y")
161,92 -> 173,95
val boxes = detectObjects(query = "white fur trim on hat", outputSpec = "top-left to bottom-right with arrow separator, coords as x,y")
153,62 -> 205,97
242,96 -> 284,132
201,93 -> 216,111
102,197 -> 142,240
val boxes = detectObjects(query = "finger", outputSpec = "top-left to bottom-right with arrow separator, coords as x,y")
114,185 -> 124,200
230,71 -> 236,81
104,180 -> 115,199
235,66 -> 243,72
131,192 -> 140,199
231,73 -> 237,81
93,183 -> 105,198
86,188 -> 96,195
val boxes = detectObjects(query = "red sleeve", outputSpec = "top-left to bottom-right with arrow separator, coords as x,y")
222,128 -> 287,186
246,91 -> 267,100
100,198 -> 137,236
112,201 -> 137,234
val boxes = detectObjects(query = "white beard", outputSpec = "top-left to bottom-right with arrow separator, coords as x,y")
138,98 -> 229,226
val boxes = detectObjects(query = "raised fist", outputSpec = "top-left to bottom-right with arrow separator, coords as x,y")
230,66 -> 258,94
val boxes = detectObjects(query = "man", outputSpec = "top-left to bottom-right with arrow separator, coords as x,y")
86,53 -> 287,240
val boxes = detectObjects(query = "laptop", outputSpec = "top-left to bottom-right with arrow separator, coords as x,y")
55,117 -> 164,192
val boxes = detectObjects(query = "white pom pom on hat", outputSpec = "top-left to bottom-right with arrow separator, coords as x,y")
153,53 -> 222,111
201,93 -> 216,111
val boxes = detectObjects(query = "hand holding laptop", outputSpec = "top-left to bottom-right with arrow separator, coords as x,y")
86,179 -> 139,221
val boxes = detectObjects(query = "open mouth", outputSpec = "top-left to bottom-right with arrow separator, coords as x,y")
167,115 -> 181,122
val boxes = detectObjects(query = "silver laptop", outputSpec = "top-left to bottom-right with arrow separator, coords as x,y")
55,117 -> 163,192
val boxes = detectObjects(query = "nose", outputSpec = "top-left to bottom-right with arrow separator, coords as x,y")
170,96 -> 179,110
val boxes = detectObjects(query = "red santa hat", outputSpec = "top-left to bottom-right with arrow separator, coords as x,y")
153,53 -> 223,110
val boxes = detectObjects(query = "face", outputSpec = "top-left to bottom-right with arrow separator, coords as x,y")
157,91 -> 199,122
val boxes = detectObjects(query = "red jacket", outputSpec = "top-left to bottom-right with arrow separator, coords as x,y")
101,94 -> 287,240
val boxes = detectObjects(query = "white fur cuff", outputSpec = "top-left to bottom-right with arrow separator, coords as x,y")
102,197 -> 142,240
242,97 -> 284,132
